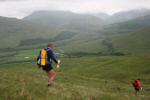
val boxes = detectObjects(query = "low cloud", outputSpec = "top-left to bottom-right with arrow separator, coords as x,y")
0,0 -> 150,18
0,0 -> 25,1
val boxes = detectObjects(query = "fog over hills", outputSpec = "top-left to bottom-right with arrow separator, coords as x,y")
93,8 -> 150,23
108,8 -> 150,23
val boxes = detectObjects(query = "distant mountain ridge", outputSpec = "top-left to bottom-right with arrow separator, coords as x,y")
23,11 -> 105,32
105,14 -> 150,34
108,8 -> 150,23
88,8 -> 150,24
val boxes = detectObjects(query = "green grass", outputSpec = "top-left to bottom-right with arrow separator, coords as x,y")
0,55 -> 150,100
54,33 -> 108,53
112,28 -> 150,54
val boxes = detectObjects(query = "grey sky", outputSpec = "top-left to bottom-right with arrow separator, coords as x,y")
0,0 -> 150,18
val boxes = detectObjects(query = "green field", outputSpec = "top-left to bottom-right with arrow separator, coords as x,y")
0,51 -> 150,100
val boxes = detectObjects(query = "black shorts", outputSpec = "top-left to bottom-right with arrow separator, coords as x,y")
135,87 -> 140,91
42,64 -> 53,72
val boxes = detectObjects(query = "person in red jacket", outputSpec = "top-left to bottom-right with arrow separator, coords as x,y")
132,79 -> 142,95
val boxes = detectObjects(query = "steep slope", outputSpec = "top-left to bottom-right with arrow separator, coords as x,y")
111,28 -> 150,54
0,55 -> 150,99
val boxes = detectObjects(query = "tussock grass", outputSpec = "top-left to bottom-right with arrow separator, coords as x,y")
0,56 -> 150,100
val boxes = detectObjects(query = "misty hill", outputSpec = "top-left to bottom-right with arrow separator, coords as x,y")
1,10 -> 150,55
0,16 -> 59,49
113,14 -> 150,29
93,12 -> 110,20
53,15 -> 150,54
104,14 -> 150,34
23,11 -> 105,32
108,9 -> 150,23
0,11 -> 104,49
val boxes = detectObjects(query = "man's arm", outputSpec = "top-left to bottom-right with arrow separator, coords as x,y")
47,49 -> 58,64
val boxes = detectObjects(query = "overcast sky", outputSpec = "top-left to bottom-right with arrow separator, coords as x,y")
0,0 -> 150,19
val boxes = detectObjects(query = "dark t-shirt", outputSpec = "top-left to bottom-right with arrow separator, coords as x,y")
46,47 -> 58,64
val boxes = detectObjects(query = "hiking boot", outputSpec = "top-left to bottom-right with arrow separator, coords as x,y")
48,83 -> 52,87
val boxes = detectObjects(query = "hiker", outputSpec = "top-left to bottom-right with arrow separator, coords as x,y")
132,79 -> 142,95
37,43 -> 60,86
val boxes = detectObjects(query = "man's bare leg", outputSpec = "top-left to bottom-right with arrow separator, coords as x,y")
48,69 -> 57,86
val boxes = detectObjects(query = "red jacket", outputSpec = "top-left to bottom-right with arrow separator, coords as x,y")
133,80 -> 141,90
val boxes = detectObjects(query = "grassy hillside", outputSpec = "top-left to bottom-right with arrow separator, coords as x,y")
0,16 -> 60,49
52,27 -> 150,55
111,28 -> 150,54
25,27 -> 147,56
54,33 -> 105,53
0,54 -> 150,100
0,11 -> 105,49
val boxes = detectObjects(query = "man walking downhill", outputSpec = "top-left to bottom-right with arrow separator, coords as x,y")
37,43 -> 60,86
